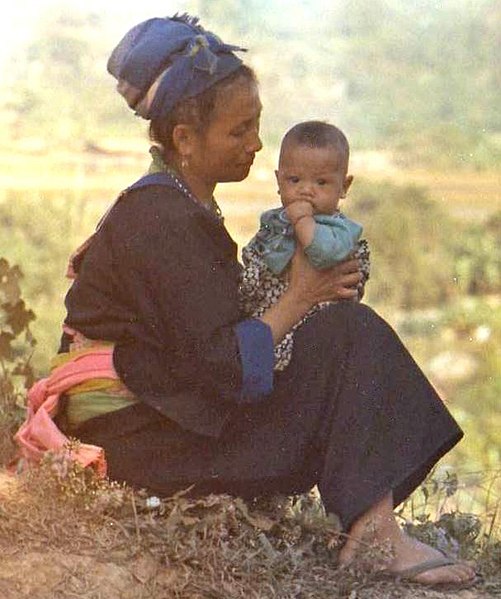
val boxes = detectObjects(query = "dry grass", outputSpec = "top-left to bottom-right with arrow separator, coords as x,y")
385,169 -> 501,222
0,457 -> 499,599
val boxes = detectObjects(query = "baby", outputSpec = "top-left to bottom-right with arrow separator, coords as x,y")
240,120 -> 370,371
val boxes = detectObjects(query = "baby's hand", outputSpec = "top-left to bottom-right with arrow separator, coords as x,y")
286,200 -> 315,248
285,200 -> 314,226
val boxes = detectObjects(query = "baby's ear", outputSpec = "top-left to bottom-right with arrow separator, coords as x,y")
274,170 -> 281,194
342,174 -> 354,197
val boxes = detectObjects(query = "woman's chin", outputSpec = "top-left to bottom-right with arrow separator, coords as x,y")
223,165 -> 253,182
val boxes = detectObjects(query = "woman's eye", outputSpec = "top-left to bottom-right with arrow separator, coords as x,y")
317,179 -> 327,186
230,128 -> 246,137
231,119 -> 259,138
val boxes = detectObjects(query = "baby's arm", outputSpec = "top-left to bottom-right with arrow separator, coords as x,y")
305,218 -> 363,270
285,201 -> 315,248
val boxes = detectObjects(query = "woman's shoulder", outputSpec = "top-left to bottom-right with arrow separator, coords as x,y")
101,182 -> 196,236
97,181 -> 235,259
117,182 -> 189,216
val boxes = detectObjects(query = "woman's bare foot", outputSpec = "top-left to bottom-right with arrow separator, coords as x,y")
384,534 -> 476,586
338,492 -> 476,587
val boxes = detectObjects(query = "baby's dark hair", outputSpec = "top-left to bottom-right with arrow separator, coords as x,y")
280,120 -> 350,173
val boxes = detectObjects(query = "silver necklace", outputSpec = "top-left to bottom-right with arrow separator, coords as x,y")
163,165 -> 224,223
149,146 -> 224,222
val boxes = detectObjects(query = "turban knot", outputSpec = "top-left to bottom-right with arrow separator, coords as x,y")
107,14 -> 246,121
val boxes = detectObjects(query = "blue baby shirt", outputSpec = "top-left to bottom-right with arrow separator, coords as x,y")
247,207 -> 363,274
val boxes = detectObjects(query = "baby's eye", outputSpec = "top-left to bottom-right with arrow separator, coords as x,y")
287,176 -> 300,183
317,179 -> 327,186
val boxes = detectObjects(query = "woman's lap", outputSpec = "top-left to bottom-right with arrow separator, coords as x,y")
76,302 -> 462,530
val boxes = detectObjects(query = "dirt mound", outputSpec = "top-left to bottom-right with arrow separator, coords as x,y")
0,469 -> 497,599
0,551 -> 142,599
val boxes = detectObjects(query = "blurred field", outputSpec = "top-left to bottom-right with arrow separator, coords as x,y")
1,147 -> 499,251
219,169 -> 501,250
2,147 -> 501,549
387,169 -> 501,223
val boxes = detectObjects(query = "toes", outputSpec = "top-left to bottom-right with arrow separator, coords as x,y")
414,564 -> 475,585
455,563 -> 476,578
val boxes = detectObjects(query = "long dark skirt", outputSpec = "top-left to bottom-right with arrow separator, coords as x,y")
75,303 -> 462,531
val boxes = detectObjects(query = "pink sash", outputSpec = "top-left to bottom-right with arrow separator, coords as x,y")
14,348 -> 118,477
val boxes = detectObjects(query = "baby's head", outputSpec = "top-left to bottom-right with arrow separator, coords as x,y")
276,121 -> 353,215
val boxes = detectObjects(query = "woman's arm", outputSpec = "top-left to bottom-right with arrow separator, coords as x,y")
100,188 -> 276,405
80,187 -> 360,407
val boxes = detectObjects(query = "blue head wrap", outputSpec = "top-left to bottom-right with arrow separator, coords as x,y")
107,14 -> 246,121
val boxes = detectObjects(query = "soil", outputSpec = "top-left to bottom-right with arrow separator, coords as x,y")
0,472 -> 498,599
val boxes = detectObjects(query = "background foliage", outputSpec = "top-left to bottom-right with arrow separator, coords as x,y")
0,0 -> 499,569
0,259 -> 36,462
1,0 -> 500,169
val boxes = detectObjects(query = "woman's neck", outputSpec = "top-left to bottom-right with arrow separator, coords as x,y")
169,155 -> 215,205
182,173 -> 216,206
153,148 -> 222,221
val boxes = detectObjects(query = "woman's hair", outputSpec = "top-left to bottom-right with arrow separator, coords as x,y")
149,64 -> 257,160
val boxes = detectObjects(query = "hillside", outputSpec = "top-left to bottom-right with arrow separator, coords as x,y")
0,470 -> 499,599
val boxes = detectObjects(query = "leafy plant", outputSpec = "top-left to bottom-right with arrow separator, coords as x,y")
0,188 -> 103,371
452,222 -> 501,295
0,257 -> 36,464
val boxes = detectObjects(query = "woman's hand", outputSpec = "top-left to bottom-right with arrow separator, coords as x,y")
288,248 -> 361,307
259,249 -> 361,344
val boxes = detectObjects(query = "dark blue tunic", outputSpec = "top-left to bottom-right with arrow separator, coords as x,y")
63,177 -> 463,530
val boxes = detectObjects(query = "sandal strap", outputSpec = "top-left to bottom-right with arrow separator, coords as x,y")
394,556 -> 457,580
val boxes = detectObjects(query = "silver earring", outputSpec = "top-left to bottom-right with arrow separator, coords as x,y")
181,156 -> 189,170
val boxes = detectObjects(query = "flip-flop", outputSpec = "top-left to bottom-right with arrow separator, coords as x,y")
379,555 -> 480,590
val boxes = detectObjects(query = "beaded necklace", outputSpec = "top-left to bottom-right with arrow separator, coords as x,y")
149,146 -> 224,223
165,166 -> 224,222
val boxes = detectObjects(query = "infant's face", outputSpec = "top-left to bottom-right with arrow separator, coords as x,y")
275,144 -> 351,215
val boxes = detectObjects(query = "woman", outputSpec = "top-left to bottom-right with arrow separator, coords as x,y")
54,15 -> 475,588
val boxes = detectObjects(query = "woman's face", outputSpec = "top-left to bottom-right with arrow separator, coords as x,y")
188,78 -> 263,193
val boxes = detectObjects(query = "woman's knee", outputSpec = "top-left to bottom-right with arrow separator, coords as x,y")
338,302 -> 383,330
316,301 -> 377,329
302,302 -> 395,346
293,302 -> 365,348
